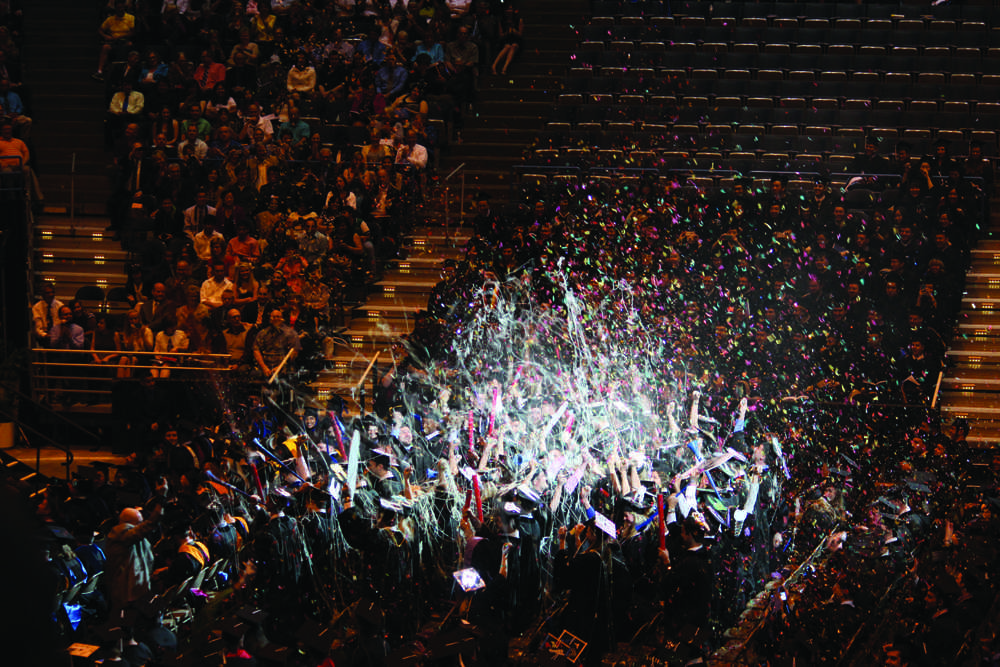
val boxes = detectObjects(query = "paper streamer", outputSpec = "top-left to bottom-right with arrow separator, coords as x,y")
564,464 -> 586,495
540,401 -> 569,446
468,410 -> 475,458
347,429 -> 361,500
330,414 -> 346,460
473,474 -> 483,522
657,493 -> 666,550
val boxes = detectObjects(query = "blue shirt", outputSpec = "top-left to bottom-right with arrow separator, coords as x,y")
0,90 -> 23,115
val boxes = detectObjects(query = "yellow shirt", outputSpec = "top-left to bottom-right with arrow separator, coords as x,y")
252,14 -> 276,43
101,13 -> 135,41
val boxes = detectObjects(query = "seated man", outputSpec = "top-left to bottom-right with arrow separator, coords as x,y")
0,77 -> 31,139
93,0 -> 135,81
139,282 -> 177,333
191,216 -> 225,261
395,129 -> 428,171
200,264 -> 234,309
206,125 -> 244,161
226,223 -> 261,266
178,123 -> 208,162
0,119 -> 41,201
183,190 -> 218,237
193,50 -> 227,97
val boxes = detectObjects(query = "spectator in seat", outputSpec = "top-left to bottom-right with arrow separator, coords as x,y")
183,190 -> 217,237
179,103 -> 212,141
115,308 -> 154,378
201,263 -> 235,309
139,282 -> 176,333
194,50 -> 227,97
178,123 -> 208,162
49,305 -> 84,350
107,82 -> 144,141
68,299 -> 98,345
286,51 -> 317,105
0,118 -> 39,201
93,0 -> 135,81
192,216 -> 225,262
0,76 -> 29,138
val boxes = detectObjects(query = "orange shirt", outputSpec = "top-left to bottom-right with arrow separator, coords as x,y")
0,135 -> 29,169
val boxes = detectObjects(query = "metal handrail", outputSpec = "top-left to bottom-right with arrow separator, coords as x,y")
0,402 -> 74,482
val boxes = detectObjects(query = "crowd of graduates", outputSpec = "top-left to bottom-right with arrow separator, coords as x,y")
7,127 -> 1000,666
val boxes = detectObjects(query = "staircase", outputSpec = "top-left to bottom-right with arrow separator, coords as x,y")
23,0 -> 112,214
437,0 -> 585,210
939,209 -> 1000,448
22,0 -> 123,302
308,1 -> 587,410
17,0 -> 587,415
310,225 -> 470,412
33,215 -> 127,302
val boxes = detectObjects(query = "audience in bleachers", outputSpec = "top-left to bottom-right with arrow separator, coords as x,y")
12,3 -> 1000,666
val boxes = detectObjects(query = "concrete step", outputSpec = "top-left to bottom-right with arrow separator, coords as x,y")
33,269 -> 125,298
333,324 -> 413,352
375,274 -> 440,296
363,294 -> 429,310
457,126 -> 539,144
470,99 -> 552,118
942,369 -> 1000,391
967,270 -> 1000,284
37,214 -> 112,231
479,73 -> 562,91
971,248 -> 1000,262
352,302 -> 425,325
445,140 -> 529,160
408,226 -> 471,246
961,293 -> 1000,309
939,394 -> 1000,417
35,245 -> 129,268
947,341 -> 1000,358
477,86 -> 560,104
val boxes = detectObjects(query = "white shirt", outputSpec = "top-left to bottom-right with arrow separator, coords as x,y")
192,229 -> 225,260
178,137 -> 208,161
32,298 -> 64,341
395,142 -> 427,170
199,276 -> 234,308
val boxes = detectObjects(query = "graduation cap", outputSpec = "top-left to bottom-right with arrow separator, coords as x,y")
46,524 -> 77,542
235,606 -> 268,627
296,618 -> 337,656
354,598 -> 384,628
514,485 -> 541,507
499,501 -> 522,517
256,643 -> 291,666
368,448 -> 394,469
378,497 -> 405,516
592,511 -> 617,539
218,616 -> 250,641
